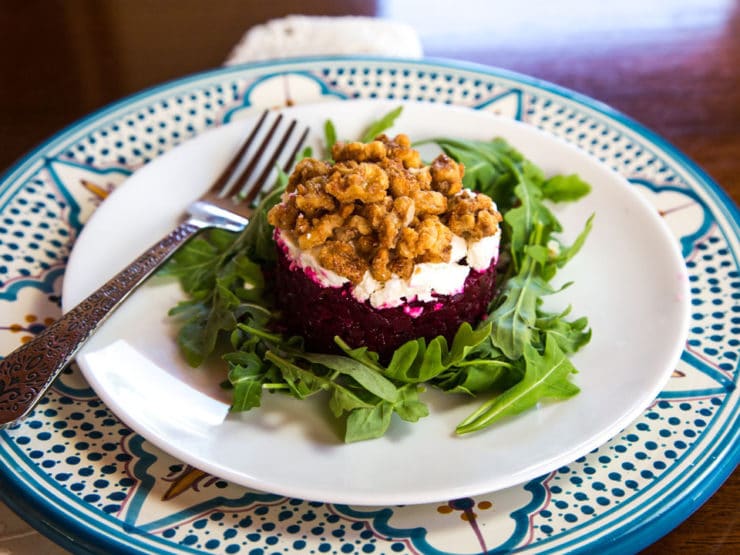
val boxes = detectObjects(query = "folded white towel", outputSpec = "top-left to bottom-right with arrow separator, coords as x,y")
225,15 -> 423,65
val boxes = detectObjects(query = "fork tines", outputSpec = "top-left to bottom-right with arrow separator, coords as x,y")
215,110 -> 309,204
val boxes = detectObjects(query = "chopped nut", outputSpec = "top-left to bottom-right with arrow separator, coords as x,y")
334,226 -> 359,242
347,214 -> 371,235
397,227 -> 419,259
363,202 -> 388,229
325,162 -> 388,203
412,190 -> 447,215
371,248 -> 392,281
339,203 -> 355,218
267,197 -> 299,229
294,190 -> 335,217
448,190 -> 502,241
356,235 -> 376,256
387,164 -> 412,197
333,140 -> 387,162
378,212 -> 401,249
393,196 -> 415,226
410,166 -> 432,191
318,241 -> 367,283
297,213 -> 344,249
430,154 -> 464,195
477,209 -> 499,236
389,256 -> 414,280
267,133 -> 501,284
294,213 -> 310,235
383,134 -> 422,168
288,158 -> 332,192
416,216 -> 452,260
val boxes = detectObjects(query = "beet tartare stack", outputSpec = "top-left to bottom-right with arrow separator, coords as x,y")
267,134 -> 503,360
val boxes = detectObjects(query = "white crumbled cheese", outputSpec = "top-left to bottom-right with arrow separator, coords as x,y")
369,275 -> 412,307
450,234 -> 468,263
408,262 -> 470,298
276,227 -> 500,309
467,230 -> 501,271
353,271 -> 381,303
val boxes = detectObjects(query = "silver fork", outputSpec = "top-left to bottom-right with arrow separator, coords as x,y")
0,110 -> 308,427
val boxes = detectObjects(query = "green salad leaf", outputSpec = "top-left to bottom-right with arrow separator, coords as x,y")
324,119 -> 337,157
360,105 -> 403,142
164,106 -> 594,441
456,334 -> 581,434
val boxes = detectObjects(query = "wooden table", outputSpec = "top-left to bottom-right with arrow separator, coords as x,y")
1,1 -> 737,553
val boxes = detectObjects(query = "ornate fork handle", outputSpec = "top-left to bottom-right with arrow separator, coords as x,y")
0,221 -> 201,427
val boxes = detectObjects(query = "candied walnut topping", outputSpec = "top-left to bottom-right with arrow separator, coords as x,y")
318,241 -> 368,283
447,190 -> 503,241
268,134 -> 502,284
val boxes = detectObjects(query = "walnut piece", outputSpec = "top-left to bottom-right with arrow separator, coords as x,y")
318,241 -> 368,283
267,134 -> 501,284
447,190 -> 503,241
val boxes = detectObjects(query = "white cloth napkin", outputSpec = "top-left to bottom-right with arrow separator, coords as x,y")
225,15 -> 423,64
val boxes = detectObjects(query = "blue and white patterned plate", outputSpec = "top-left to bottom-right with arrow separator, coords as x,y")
0,57 -> 737,554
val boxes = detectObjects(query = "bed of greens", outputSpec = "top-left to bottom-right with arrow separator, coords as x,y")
162,107 -> 594,443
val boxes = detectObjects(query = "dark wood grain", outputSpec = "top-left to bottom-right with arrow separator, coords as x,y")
0,1 -> 737,553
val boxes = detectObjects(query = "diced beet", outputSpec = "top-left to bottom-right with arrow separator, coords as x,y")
273,246 -> 496,360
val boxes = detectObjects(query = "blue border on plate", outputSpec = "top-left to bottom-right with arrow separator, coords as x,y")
0,55 -> 737,555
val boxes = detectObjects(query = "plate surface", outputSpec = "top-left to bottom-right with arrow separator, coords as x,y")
62,99 -> 689,506
0,58 -> 737,554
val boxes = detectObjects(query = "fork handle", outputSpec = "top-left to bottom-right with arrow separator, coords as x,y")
0,221 -> 201,427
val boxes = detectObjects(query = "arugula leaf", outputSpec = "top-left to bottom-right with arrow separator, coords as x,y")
535,308 -> 592,355
334,337 -> 383,371
384,336 -> 448,383
445,322 -> 493,366
170,282 -> 236,367
290,351 -> 399,403
266,349 -> 428,442
360,106 -> 403,142
211,254 -> 264,306
324,119 -> 337,156
456,334 -> 580,434
264,351 -> 329,399
172,303 -> 212,367
239,179 -> 288,263
160,229 -> 238,293
435,359 -> 518,395
345,403 -> 394,443
343,385 -> 428,443
503,172 -> 561,271
165,232 -> 269,368
549,213 -> 594,271
488,220 -> 559,360
542,174 -> 591,202
370,322 -> 494,385
393,384 -> 429,422
329,385 -> 376,418
228,352 -> 268,411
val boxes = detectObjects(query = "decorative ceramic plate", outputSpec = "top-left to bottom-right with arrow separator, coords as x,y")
0,57 -> 737,554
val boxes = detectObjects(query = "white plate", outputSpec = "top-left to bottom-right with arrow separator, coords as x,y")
62,99 -> 689,505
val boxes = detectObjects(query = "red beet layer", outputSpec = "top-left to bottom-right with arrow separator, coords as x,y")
273,246 -> 497,361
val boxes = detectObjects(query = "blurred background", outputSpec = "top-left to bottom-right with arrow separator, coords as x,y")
0,1 -> 737,553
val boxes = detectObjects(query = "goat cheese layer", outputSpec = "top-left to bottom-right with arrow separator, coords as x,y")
276,227 -> 500,310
